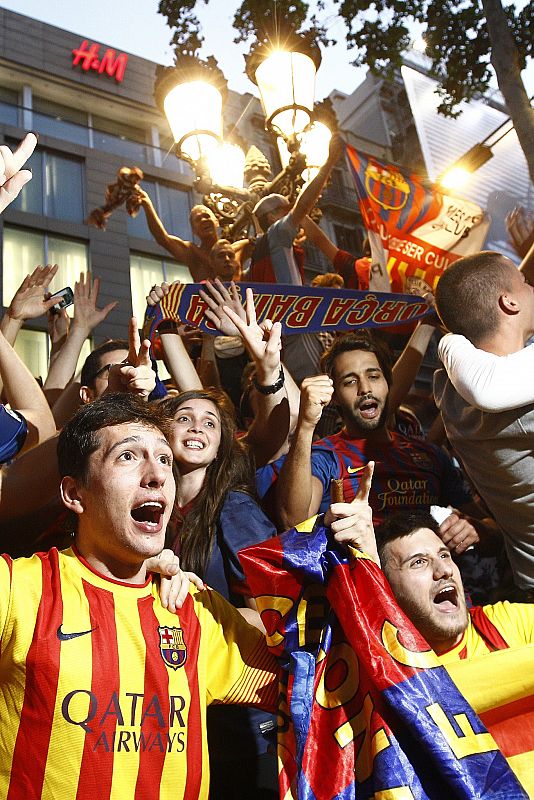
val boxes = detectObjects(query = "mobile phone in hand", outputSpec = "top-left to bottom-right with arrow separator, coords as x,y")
51,286 -> 74,313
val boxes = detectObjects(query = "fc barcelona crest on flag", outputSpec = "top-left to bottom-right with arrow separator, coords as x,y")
158,626 -> 187,670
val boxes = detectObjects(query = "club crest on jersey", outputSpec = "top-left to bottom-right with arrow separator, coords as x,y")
158,626 -> 187,670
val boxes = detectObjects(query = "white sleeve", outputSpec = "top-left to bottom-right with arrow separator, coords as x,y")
437,333 -> 534,412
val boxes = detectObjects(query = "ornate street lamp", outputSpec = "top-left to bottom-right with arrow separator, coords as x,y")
244,31 -> 322,146
154,33 -> 336,241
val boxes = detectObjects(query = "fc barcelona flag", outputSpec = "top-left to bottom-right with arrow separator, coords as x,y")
239,518 -> 529,799
345,146 -> 490,295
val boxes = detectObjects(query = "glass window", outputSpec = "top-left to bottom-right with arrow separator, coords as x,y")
13,329 -> 49,381
33,97 -> 90,147
45,153 -> 84,222
47,236 -> 89,294
158,136 -> 194,177
158,185 -> 192,239
12,328 -> 91,381
127,181 -> 192,241
2,227 -> 88,310
0,87 -> 19,126
92,115 -> 150,162
334,225 -> 363,258
2,227 -> 45,306
10,146 -> 84,223
11,148 -> 43,215
127,180 -> 157,240
130,253 -> 191,324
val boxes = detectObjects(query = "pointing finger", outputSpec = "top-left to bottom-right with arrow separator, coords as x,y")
354,461 -> 374,504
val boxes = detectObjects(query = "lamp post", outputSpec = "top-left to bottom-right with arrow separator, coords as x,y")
437,114 -> 517,190
154,33 -> 336,242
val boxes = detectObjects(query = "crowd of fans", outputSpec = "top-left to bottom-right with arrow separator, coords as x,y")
0,132 -> 533,798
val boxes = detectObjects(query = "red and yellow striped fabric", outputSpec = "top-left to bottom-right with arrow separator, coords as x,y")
0,547 -> 277,800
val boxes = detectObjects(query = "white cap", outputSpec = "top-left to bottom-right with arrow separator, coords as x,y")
252,194 -> 290,219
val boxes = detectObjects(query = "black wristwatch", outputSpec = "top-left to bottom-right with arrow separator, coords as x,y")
252,366 -> 285,394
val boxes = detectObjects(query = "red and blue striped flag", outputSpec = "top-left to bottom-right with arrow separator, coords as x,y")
239,517 -> 530,799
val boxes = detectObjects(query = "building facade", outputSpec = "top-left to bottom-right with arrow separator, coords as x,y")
0,7 -> 368,378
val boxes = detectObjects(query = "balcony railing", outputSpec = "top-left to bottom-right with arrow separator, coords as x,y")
0,102 -> 192,176
321,182 -> 359,211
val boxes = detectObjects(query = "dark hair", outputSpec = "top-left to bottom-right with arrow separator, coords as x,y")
160,389 -> 255,575
58,393 -> 171,483
320,330 -> 393,387
80,339 -> 129,388
375,510 -> 440,568
435,251 -> 514,344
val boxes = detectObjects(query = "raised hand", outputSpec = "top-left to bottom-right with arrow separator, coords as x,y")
199,279 -> 246,337
106,317 -> 155,399
324,461 -> 379,565
7,264 -> 60,322
0,132 -> 37,213
298,374 -> 334,429
223,287 -> 282,383
438,511 -> 480,555
72,272 -> 117,336
146,281 -> 171,307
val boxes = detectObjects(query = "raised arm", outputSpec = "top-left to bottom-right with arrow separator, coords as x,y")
0,132 -> 36,213
135,187 -> 192,263
290,134 -> 345,228
0,329 -> 56,454
301,216 -> 339,263
276,375 -> 334,529
201,280 -> 300,465
389,321 -> 436,413
44,272 -> 118,401
146,282 -> 203,391
438,332 -> 534,411
1,263 -> 60,347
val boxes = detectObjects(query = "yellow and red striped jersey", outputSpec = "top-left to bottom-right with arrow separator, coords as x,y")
0,547 -> 278,800
436,601 -> 534,664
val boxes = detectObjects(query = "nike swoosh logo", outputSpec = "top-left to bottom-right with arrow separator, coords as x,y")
57,624 -> 96,641
347,466 -> 366,474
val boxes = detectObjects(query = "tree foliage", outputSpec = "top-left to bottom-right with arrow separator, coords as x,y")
335,0 -> 533,116
158,0 -> 534,178
158,0 -> 533,114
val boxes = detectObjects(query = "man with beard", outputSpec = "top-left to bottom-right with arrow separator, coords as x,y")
276,331 -> 479,554
375,510 -> 534,659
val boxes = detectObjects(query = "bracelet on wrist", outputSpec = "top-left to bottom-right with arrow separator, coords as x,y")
252,366 -> 284,395
158,320 -> 179,334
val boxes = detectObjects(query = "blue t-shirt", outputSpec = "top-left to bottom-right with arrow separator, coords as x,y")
0,406 -> 27,464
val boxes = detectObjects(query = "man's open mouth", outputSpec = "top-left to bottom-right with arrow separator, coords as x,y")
358,399 -> 379,419
131,501 -> 165,530
433,585 -> 459,612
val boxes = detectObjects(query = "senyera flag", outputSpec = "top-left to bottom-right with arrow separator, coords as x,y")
239,518 -> 531,799
142,282 -> 432,344
345,146 -> 490,295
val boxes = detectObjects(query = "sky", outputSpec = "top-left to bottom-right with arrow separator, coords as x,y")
0,1 -> 532,100
0,0 -> 369,99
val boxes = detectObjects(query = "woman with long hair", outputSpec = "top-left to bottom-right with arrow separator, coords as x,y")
160,388 -> 278,799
